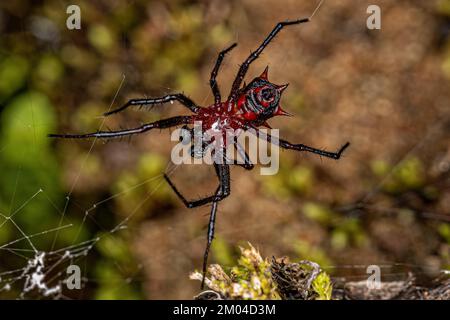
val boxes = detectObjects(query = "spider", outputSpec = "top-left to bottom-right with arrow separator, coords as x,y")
49,2 -> 350,289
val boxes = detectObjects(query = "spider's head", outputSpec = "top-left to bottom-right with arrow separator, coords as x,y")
236,66 -> 290,124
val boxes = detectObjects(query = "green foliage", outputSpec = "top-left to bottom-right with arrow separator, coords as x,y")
262,162 -> 315,199
96,233 -> 130,262
34,54 -> 64,90
193,243 -> 334,300
331,217 -> 368,250
93,260 -> 142,300
303,202 -> 335,225
192,244 -> 281,300
94,232 -> 143,300
288,166 -> 315,194
302,203 -> 368,250
88,24 -> 116,53
371,157 -> 425,193
112,152 -> 172,221
0,56 -> 29,101
311,271 -> 333,300
227,245 -> 280,300
0,91 -> 62,236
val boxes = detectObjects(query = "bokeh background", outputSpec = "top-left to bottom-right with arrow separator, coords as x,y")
0,0 -> 449,299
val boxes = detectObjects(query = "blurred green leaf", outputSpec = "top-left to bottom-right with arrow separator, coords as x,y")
88,24 -> 115,53
372,157 -> 425,193
96,233 -> 130,262
0,56 -> 29,101
303,202 -> 334,225
287,166 -> 314,194
0,91 -> 62,236
34,54 -> 64,85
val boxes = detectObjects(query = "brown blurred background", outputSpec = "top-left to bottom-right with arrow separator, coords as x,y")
0,0 -> 449,299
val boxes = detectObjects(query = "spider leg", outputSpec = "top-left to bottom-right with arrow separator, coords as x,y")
233,140 -> 254,170
248,126 -> 350,160
228,18 -> 312,102
164,150 -> 230,289
187,138 -> 254,169
201,187 -> 220,289
103,93 -> 199,116
280,140 -> 350,159
189,142 -> 212,159
210,43 -> 237,105
164,161 -> 230,208
48,116 -> 191,139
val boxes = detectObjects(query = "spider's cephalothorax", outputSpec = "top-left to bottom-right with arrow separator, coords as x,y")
49,1 -> 349,290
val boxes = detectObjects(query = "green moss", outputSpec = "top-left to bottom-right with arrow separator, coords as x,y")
303,202 -> 335,225
96,233 -> 130,262
371,159 -> 390,177
0,91 -> 63,237
94,234 -> 144,300
35,54 -> 64,85
371,157 -> 425,193
94,260 -> 142,300
331,217 -> 368,249
0,56 -> 29,101
287,166 -> 314,194
228,245 -> 280,300
111,152 -> 172,222
394,157 -> 424,189
311,271 -> 333,300
192,243 -> 281,300
262,164 -> 314,199
192,243 -> 334,300
88,24 -> 116,53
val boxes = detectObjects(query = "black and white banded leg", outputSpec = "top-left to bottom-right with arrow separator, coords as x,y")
48,116 -> 191,139
228,0 -> 324,102
104,93 -> 199,116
